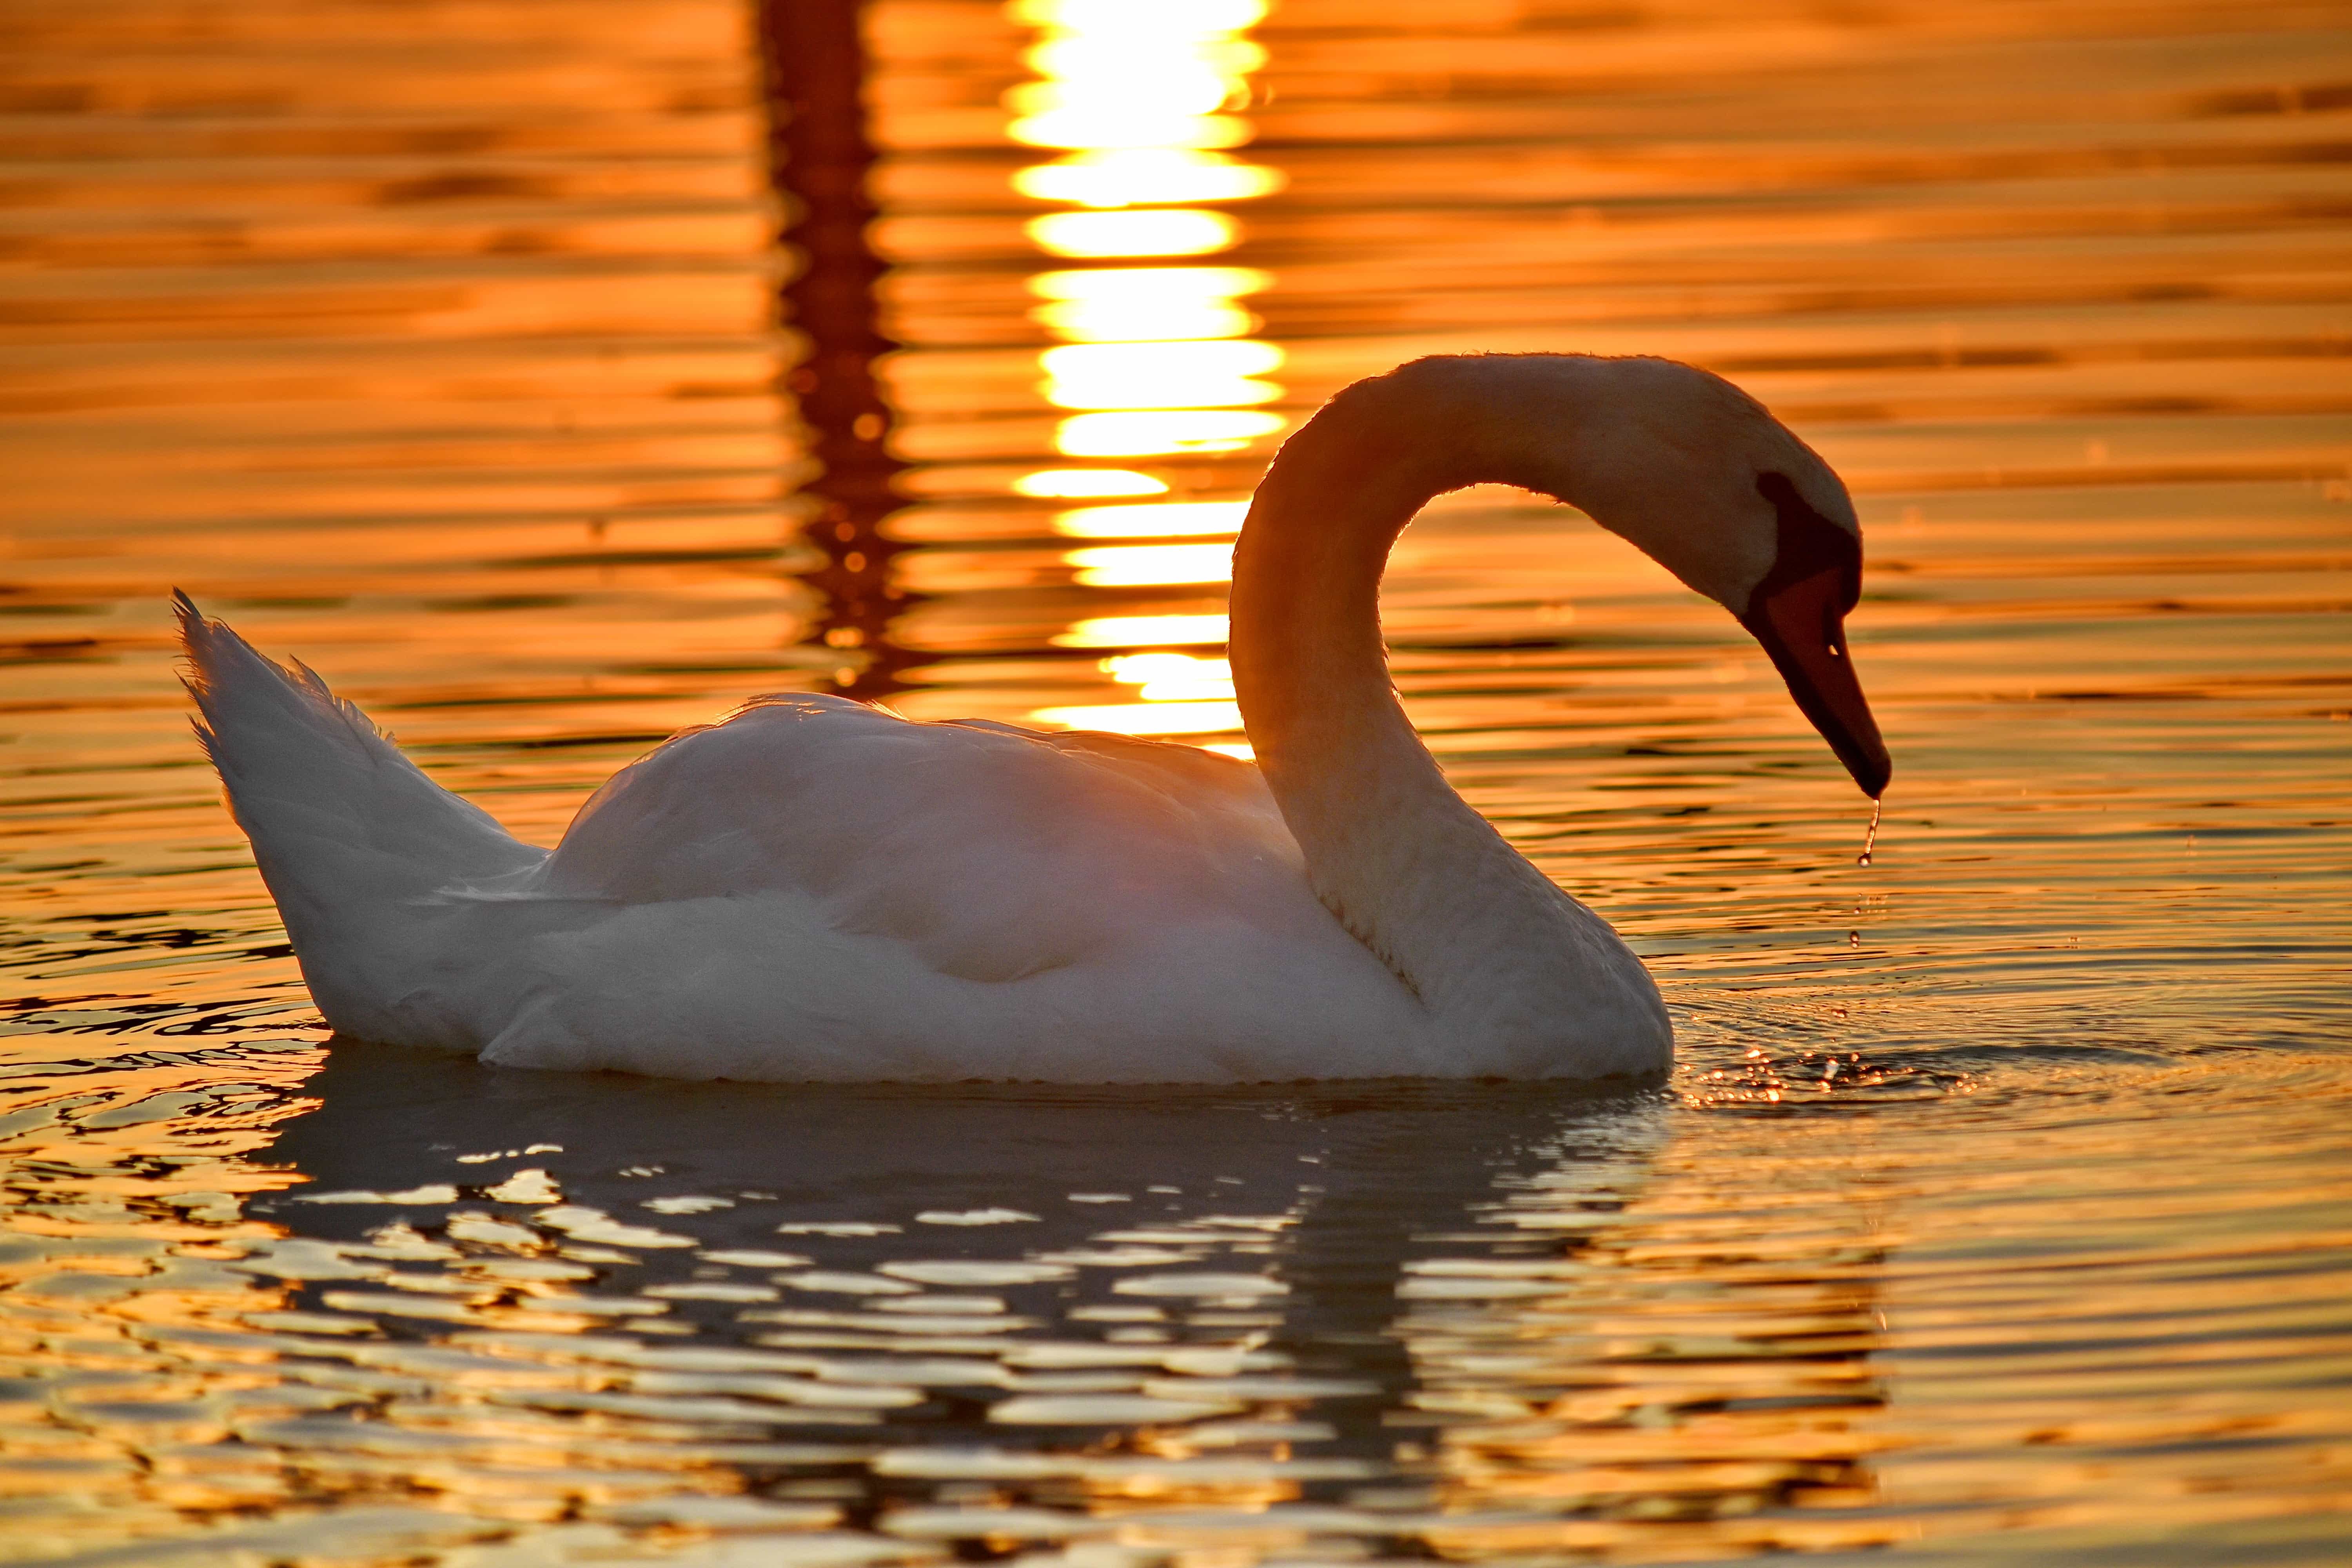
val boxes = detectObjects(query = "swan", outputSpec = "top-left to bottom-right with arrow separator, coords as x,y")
177,353 -> 1888,1083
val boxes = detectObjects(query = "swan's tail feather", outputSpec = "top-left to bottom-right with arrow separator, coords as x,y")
174,593 -> 543,1034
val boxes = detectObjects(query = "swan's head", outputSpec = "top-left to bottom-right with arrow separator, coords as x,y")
1401,353 -> 1892,798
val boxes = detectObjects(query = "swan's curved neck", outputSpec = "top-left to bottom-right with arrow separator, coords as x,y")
1230,359 -> 1648,1051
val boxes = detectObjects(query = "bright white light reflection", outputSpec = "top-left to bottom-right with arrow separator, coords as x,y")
1052,377 -> 1278,412
1045,339 -> 1282,382
1030,700 -> 1242,735
1006,0 -> 1270,154
1053,500 -> 1246,538
1105,652 -> 1221,681
1029,209 -> 1237,259
1027,35 -> 1267,81
1014,151 -> 1282,209
1031,267 -> 1269,302
1014,468 -> 1166,499
1016,0 -> 1280,739
1011,0 -> 1267,31
1105,652 -> 1235,702
1028,266 -> 1270,344
1068,542 -> 1233,587
1057,410 -> 1283,456
1034,296 -> 1256,342
1042,340 -> 1281,411
1053,613 -> 1229,648
1016,0 -> 1281,456
1005,71 -> 1230,122
1012,110 -> 1249,152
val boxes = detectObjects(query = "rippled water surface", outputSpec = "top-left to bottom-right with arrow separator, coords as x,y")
4,0 -> 2350,1562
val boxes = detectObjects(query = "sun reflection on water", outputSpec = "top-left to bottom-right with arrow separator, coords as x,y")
1009,0 -> 1279,744
1052,613 -> 1231,649
1053,500 -> 1250,538
1013,468 -> 1169,499
1029,266 -> 1273,343
1033,650 -> 1242,735
1040,340 -> 1284,411
1066,543 -> 1235,587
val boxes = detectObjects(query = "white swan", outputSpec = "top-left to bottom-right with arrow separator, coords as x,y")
178,354 -> 1888,1083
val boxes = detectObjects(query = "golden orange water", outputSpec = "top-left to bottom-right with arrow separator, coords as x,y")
2,0 -> 2350,1563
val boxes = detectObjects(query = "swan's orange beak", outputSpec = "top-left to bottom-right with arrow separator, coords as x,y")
1740,474 -> 1891,799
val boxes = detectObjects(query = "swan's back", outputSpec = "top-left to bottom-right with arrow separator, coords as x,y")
542,695 -> 1319,985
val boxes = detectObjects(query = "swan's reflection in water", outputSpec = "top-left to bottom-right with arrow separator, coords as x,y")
49,1045 -> 1865,1561
1404,1152 -> 1892,1557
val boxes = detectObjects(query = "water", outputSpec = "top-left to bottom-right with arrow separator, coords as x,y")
3,0 -> 2350,1561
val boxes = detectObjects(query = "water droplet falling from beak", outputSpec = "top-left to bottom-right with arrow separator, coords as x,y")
1857,796 -> 1883,867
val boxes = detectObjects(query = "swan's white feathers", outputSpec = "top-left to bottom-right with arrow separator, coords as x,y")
539,694 -> 1316,987
176,593 -> 546,1048
178,608 -> 1425,1080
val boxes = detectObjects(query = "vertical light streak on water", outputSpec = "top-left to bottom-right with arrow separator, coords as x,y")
1001,0 -> 1279,743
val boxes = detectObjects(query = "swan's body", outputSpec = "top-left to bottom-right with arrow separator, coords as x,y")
180,354 -> 1888,1083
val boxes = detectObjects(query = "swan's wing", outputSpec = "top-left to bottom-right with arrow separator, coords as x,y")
535,695 -> 1317,984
